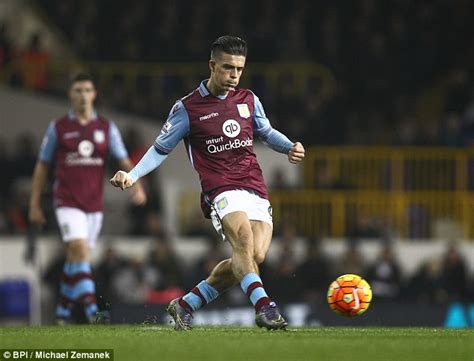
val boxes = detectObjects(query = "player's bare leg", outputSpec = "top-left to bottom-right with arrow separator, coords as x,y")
250,220 -> 272,266
223,213 -> 287,330
205,220 -> 272,289
167,215 -> 252,331
221,212 -> 258,278
250,220 -> 288,329
167,214 -> 286,330
206,259 -> 238,290
67,239 -> 89,263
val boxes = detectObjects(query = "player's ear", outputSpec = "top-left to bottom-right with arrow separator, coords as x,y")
209,59 -> 216,73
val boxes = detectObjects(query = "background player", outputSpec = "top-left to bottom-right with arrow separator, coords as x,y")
110,36 -> 305,330
29,73 -> 147,324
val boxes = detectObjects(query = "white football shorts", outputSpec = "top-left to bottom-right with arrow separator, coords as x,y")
210,189 -> 273,241
55,207 -> 103,248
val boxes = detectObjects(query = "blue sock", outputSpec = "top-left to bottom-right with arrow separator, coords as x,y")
181,280 -> 219,312
240,273 -> 271,312
69,262 -> 98,321
56,263 -> 74,319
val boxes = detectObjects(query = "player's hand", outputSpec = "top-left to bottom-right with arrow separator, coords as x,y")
288,142 -> 305,164
130,183 -> 147,206
110,170 -> 134,190
29,205 -> 46,228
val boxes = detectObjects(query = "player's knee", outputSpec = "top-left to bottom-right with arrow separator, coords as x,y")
234,244 -> 253,259
254,251 -> 266,265
67,240 -> 88,261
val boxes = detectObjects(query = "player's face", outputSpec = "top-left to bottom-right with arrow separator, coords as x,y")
209,52 -> 246,93
69,80 -> 96,111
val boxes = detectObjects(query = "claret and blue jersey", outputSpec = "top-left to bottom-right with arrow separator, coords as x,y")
38,110 -> 128,212
153,80 -> 294,204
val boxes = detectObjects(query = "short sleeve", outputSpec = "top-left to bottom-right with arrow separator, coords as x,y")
108,121 -> 128,160
154,100 -> 190,154
38,121 -> 57,163
252,93 -> 272,138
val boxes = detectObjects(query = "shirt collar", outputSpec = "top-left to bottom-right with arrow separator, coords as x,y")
198,79 -> 229,100
198,80 -> 211,97
68,109 -> 98,121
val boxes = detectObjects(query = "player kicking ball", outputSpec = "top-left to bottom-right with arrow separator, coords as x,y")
110,35 -> 305,330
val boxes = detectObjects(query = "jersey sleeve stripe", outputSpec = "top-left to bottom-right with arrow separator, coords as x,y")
153,141 -> 171,154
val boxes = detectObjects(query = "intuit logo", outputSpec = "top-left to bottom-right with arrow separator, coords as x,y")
199,112 -> 219,121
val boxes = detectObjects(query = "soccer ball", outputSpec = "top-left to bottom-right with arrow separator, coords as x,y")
327,274 -> 372,317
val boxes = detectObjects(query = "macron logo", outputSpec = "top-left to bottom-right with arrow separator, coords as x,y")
199,112 -> 219,121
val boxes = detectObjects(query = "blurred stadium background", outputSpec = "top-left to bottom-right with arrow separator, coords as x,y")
1,0 -> 474,328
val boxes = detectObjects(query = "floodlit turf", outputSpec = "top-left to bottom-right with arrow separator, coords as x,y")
1,326 -> 474,361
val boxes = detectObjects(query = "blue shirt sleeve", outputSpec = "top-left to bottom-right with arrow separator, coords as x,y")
128,146 -> 168,182
253,93 -> 273,138
252,93 -> 294,154
38,121 -> 57,163
108,121 -> 128,161
154,100 -> 190,154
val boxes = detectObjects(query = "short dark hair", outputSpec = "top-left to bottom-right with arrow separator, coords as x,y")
211,35 -> 247,59
70,73 -> 95,87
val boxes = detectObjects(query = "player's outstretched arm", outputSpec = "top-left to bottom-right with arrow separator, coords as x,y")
118,158 -> 147,205
110,145 -> 168,191
288,142 -> 305,164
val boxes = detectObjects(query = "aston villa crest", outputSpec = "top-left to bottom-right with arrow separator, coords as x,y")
237,104 -> 250,119
93,129 -> 105,143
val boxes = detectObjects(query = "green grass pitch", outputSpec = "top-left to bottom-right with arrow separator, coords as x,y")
1,326 -> 474,361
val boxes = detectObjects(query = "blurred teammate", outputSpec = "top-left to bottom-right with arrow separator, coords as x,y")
29,73 -> 146,324
110,36 -> 305,330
